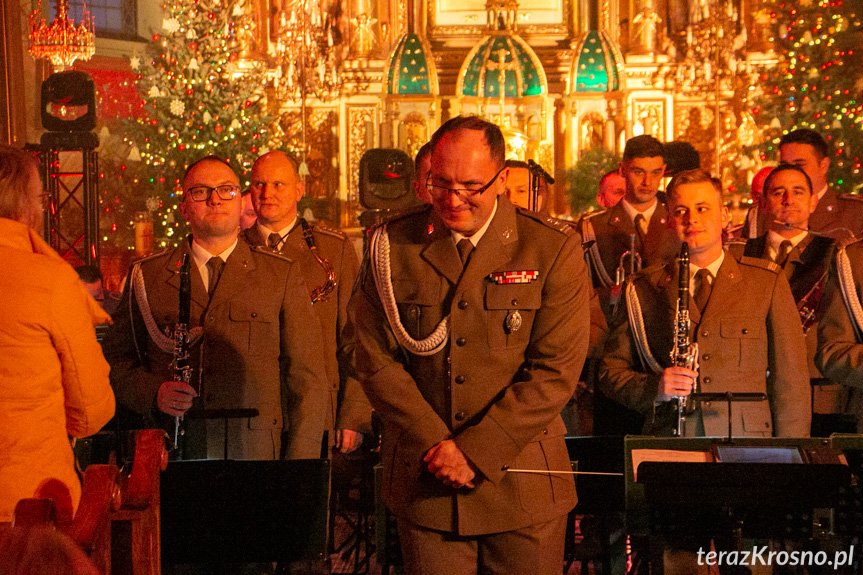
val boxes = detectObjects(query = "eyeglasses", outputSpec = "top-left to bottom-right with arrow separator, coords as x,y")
185,184 -> 240,202
426,167 -> 505,202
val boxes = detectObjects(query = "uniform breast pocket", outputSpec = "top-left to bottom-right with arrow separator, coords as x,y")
393,278 -> 438,339
485,283 -> 541,349
720,317 -> 766,369
228,301 -> 275,353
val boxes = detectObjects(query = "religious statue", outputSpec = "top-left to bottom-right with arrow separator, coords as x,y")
350,13 -> 378,58
631,0 -> 662,55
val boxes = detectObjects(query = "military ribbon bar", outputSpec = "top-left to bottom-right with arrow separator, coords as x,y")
488,270 -> 539,284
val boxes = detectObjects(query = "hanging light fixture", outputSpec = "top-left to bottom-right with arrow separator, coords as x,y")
29,0 -> 96,70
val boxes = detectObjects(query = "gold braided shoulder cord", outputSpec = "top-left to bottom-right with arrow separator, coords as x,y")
837,247 -> 863,340
370,226 -> 450,356
625,281 -> 664,375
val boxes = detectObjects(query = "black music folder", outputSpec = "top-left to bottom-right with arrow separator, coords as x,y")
160,458 -> 330,565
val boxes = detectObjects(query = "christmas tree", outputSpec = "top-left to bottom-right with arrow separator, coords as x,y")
751,0 -> 863,192
107,0 -> 272,249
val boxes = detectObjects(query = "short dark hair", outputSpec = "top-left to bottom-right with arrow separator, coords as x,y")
182,155 -> 237,190
504,159 -> 528,170
429,115 -> 505,168
762,164 -> 813,195
663,141 -> 701,176
623,135 -> 664,162
666,168 -> 722,203
779,129 -> 829,159
414,141 -> 434,174
75,264 -> 103,283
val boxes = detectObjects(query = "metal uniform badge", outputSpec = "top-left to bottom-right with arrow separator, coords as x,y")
505,310 -> 522,333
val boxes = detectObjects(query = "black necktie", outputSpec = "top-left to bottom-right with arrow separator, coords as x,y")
207,257 -> 224,297
457,238 -> 474,267
776,240 -> 793,267
693,268 -> 712,314
267,232 -> 282,251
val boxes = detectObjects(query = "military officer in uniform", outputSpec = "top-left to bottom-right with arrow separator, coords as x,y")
816,237 -> 863,433
734,165 -> 844,436
743,129 -> 863,239
347,116 -> 591,574
600,169 -> 810,438
242,150 -> 368,453
103,155 -> 329,460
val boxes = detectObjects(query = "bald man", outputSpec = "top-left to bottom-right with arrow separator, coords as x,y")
243,151 -> 369,453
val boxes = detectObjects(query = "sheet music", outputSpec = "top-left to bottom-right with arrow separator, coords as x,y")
631,449 -> 713,481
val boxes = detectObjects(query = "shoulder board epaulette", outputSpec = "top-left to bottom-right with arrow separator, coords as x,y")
133,247 -> 170,265
837,235 -> 863,250
738,255 -> 781,274
517,209 -> 577,235
309,221 -> 347,240
369,204 -> 432,230
838,193 -> 863,203
250,244 -> 295,263
578,208 -> 607,222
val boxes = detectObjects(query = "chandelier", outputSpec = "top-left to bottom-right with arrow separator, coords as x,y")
272,0 -> 342,103
652,0 -> 753,175
29,0 -> 96,69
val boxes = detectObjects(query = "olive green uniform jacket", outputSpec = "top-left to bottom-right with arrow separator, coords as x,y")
103,236 -> 329,460
600,252 -> 811,437
347,198 -> 591,536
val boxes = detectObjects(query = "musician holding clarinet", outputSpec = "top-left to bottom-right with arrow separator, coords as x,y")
103,155 -> 329,461
600,169 -> 810,438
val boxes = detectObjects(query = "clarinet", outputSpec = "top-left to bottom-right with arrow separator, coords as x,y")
172,254 -> 193,457
670,242 -> 699,437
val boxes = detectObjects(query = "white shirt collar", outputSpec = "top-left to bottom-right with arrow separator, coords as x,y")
189,237 -> 238,288
767,229 -> 808,261
452,199 -> 498,247
621,197 -> 658,226
256,216 -> 298,249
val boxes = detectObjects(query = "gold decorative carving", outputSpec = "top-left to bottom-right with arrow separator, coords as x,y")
403,112 -> 429,159
274,109 -> 340,202
348,106 -> 378,208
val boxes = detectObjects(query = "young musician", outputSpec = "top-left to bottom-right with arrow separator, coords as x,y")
600,169 -> 810,437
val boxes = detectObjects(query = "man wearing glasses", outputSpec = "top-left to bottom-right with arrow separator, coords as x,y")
347,116 -> 591,573
103,155 -> 328,461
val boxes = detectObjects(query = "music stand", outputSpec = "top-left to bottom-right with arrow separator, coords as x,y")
638,461 -> 851,536
160,458 -> 331,565
185,408 -> 259,461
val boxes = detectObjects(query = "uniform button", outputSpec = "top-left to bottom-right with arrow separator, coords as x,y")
208,316 -> 215,322
511,299 -> 518,306
455,375 -> 465,384
458,300 -> 468,310
742,328 -> 749,335
272,418 -> 278,425
454,411 -> 466,421
456,337 -> 466,346
702,354 -> 710,361
704,401 -> 711,407
251,312 -> 257,318
702,330 -> 709,337
703,377 -> 712,384
542,428 -> 548,435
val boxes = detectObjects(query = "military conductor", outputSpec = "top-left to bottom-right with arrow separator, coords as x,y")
347,116 -> 591,574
